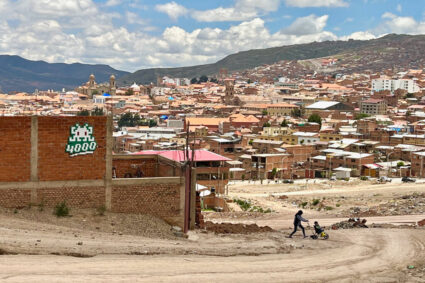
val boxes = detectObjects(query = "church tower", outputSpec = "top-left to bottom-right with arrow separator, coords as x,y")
89,74 -> 95,88
223,78 -> 235,105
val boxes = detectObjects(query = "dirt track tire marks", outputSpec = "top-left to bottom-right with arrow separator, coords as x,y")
0,229 -> 424,282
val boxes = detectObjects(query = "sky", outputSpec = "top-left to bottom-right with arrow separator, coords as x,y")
0,0 -> 424,72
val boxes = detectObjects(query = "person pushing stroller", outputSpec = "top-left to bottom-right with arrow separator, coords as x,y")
288,210 -> 309,238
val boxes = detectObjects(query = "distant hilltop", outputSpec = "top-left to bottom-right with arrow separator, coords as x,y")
117,34 -> 425,85
1,34 -> 424,93
0,55 -> 128,93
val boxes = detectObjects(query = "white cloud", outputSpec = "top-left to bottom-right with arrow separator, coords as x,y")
105,0 -> 120,7
1,0 -> 419,75
340,31 -> 376,40
282,14 -> 329,35
192,0 -> 281,22
396,4 -> 402,12
285,0 -> 349,7
379,12 -> 425,34
155,1 -> 188,21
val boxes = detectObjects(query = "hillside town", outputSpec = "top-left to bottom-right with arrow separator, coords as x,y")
1,59 -> 425,282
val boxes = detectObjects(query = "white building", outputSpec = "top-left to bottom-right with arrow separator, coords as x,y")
372,77 -> 420,94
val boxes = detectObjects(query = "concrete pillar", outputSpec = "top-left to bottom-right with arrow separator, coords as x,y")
105,115 -> 113,209
190,167 -> 196,230
30,116 -> 38,203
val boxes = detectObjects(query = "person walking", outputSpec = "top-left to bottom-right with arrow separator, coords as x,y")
288,210 -> 309,238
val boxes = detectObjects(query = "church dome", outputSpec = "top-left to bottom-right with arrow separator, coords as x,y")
131,82 -> 140,92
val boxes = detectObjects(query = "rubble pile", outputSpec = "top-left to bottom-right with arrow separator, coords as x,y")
204,221 -> 274,234
349,193 -> 425,217
331,218 -> 368,230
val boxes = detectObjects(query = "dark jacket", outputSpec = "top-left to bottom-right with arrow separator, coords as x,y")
294,214 -> 308,226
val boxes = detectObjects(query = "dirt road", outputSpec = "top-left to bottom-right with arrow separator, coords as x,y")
212,214 -> 425,229
1,229 -> 424,282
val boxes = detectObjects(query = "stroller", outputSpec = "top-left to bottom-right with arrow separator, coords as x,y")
310,221 -> 329,240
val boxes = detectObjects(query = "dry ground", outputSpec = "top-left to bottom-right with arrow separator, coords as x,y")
0,179 -> 424,282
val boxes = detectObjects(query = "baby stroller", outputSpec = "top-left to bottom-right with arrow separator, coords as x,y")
310,221 -> 329,240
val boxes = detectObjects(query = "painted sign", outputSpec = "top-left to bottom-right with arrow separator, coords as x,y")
65,123 -> 97,157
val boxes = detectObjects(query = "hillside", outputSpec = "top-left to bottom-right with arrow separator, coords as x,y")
118,34 -> 425,85
0,55 -> 129,93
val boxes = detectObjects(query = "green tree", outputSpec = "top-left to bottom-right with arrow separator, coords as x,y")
262,122 -> 271,128
77,109 -> 90,116
271,168 -> 277,179
125,88 -> 134,96
199,75 -> 208,83
210,78 -> 218,83
149,119 -> 157,128
262,110 -> 268,116
291,108 -> 302,117
281,119 -> 289,127
190,77 -> 198,84
308,113 -> 322,125
355,113 -> 370,120
118,113 -> 142,128
397,161 -> 405,167
248,139 -> 254,146
91,107 -> 104,116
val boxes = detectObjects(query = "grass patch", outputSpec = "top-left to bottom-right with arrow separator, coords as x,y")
233,199 -> 272,213
54,201 -> 70,217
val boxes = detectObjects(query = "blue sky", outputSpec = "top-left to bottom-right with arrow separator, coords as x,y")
0,0 -> 424,71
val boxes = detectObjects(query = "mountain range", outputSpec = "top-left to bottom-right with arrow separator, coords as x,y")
1,34 -> 424,93
118,34 -> 425,85
0,55 -> 128,93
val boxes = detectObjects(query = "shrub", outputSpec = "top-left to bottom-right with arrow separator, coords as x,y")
96,205 -> 106,216
336,203 -> 341,207
38,200 -> 45,212
311,199 -> 320,206
360,176 -> 368,181
54,201 -> 70,217
300,201 -> 308,208
324,206 -> 334,211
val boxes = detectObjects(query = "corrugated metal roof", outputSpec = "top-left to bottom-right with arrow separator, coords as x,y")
306,101 -> 340,109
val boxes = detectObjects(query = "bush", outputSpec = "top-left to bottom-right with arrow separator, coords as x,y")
300,201 -> 308,208
54,201 -> 70,217
360,176 -> 368,181
336,203 -> 341,207
324,206 -> 334,211
311,199 -> 320,206
96,205 -> 106,216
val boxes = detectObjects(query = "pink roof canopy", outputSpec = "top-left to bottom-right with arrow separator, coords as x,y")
134,150 -> 231,162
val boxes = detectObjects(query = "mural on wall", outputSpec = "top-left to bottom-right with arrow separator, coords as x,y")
65,123 -> 97,157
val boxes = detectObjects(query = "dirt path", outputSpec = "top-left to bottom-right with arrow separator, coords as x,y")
211,214 -> 425,230
0,229 -> 424,282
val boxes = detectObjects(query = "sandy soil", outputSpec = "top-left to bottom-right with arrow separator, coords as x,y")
0,180 -> 424,282
0,228 -> 424,282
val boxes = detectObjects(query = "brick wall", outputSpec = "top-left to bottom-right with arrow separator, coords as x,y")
113,158 -> 157,178
37,117 -> 107,181
0,189 -> 31,208
111,183 -> 182,225
37,186 -> 105,208
0,117 -> 31,182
